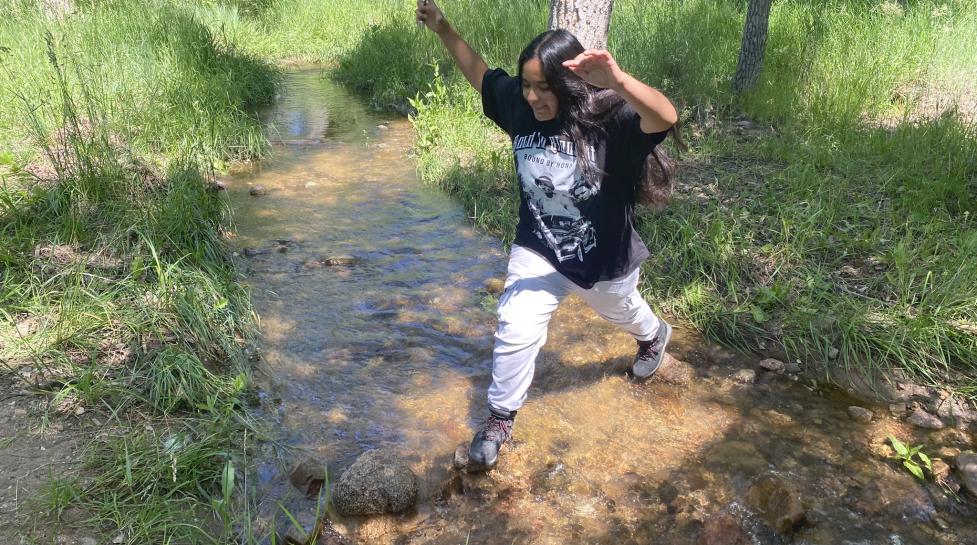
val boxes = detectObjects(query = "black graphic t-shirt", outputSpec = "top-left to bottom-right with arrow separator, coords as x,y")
481,68 -> 668,288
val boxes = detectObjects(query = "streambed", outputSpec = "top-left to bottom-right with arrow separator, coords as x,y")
225,70 -> 976,545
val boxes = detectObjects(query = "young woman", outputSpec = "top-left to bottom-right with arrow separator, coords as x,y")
416,0 -> 681,468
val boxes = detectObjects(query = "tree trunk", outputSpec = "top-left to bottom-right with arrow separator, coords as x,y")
733,0 -> 774,93
548,0 -> 614,51
43,0 -> 74,20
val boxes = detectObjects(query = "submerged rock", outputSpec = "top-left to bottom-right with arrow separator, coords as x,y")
957,452 -> 977,498
744,472 -> 807,534
652,354 -> 695,385
732,369 -> 757,384
851,469 -> 935,522
333,450 -> 417,516
697,512 -> 750,545
288,456 -> 328,498
847,406 -> 874,424
249,184 -> 268,197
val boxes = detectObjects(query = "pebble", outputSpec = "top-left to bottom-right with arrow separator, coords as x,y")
759,358 -> 786,373
847,406 -> 874,423
732,369 -> 757,384
957,452 -> 977,498
249,184 -> 267,197
907,407 -> 944,430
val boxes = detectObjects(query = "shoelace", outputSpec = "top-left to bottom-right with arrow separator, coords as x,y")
480,416 -> 512,442
637,339 -> 662,360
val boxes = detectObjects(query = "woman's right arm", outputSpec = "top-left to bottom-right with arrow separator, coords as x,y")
416,0 -> 489,94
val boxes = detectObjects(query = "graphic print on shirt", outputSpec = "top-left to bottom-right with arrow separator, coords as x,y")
514,132 -> 600,262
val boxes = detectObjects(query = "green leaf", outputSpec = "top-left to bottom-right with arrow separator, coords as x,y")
918,451 -> 933,472
222,460 -> 235,503
888,436 -> 909,457
750,305 -> 770,323
124,442 -> 133,487
904,460 -> 924,480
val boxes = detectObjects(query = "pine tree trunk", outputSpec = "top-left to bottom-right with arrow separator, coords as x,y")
548,0 -> 615,50
733,0 -> 774,93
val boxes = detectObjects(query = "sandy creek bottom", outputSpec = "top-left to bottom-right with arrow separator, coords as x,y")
223,70 -> 976,545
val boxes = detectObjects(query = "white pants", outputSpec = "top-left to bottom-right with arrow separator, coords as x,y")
487,245 -> 662,413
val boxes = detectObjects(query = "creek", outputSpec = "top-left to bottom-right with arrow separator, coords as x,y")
225,70 -> 976,545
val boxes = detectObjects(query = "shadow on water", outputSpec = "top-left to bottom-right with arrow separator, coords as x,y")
225,71 -> 977,545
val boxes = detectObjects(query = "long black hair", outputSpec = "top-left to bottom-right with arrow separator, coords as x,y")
517,29 -> 685,209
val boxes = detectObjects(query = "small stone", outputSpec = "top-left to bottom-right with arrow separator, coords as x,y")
484,278 -> 505,296
323,256 -> 357,266
13,408 -> 26,417
377,124 -> 389,130
759,358 -> 786,373
889,403 -> 907,416
784,361 -> 801,373
827,346 -> 840,360
112,533 -> 125,544
846,406 -> 874,424
956,452 -> 977,498
249,185 -> 267,197
907,407 -> 944,430
243,247 -> 270,258
453,443 -> 470,470
937,446 -> 961,459
288,457 -> 328,498
74,405 -> 86,416
305,181 -> 319,188
697,512 -> 750,545
732,369 -> 757,384
932,459 -> 951,481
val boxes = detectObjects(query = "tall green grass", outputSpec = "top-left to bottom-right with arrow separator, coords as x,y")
0,1 -> 276,542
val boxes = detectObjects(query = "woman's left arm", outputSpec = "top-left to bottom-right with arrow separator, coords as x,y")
563,50 -> 677,134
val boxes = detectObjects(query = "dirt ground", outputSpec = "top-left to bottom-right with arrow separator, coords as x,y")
0,371 -> 84,545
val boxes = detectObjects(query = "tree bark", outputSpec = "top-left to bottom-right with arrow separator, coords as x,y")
548,0 -> 615,51
733,0 -> 774,93
43,0 -> 74,20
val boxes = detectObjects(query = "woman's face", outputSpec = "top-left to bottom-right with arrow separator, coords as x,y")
521,58 -> 558,121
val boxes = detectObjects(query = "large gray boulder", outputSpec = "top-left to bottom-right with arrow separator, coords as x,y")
332,450 -> 418,516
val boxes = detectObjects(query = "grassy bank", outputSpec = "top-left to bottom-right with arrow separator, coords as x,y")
273,0 -> 977,396
0,0 -> 276,542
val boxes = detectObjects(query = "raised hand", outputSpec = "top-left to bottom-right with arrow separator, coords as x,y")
562,49 -> 626,91
416,0 -> 447,34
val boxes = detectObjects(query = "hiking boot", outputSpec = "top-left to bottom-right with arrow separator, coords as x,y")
468,407 -> 515,468
630,318 -> 673,382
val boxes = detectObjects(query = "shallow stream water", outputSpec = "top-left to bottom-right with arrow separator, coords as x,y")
225,70 -> 976,545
